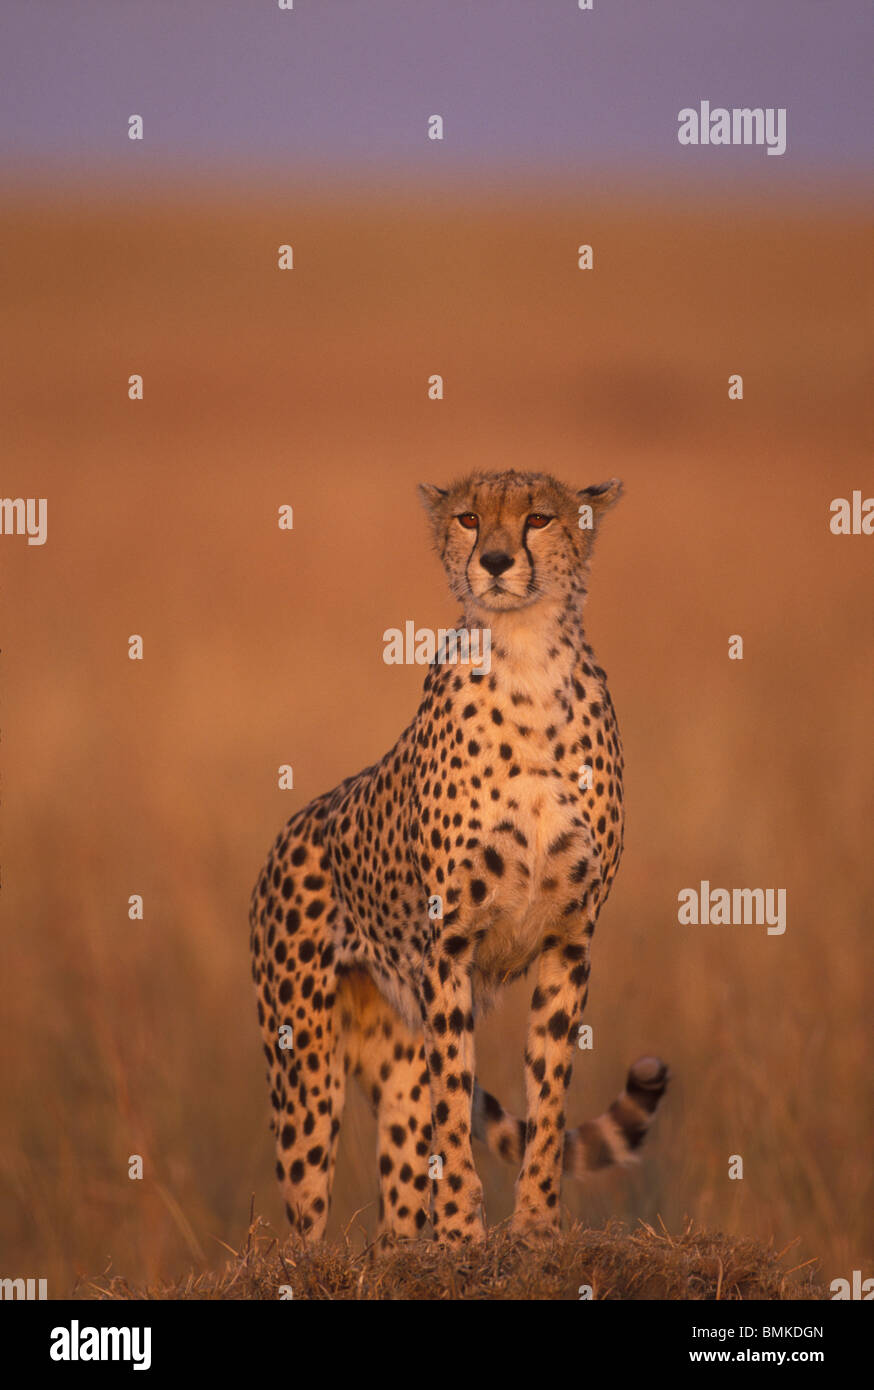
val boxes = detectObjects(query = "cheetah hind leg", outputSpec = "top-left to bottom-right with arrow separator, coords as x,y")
341,970 -> 434,1240
250,814 -> 348,1241
472,1056 -> 669,1180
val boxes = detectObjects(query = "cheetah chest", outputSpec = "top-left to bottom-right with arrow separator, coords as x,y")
471,778 -> 597,988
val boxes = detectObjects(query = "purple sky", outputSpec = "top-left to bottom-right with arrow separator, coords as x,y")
1,1 -> 871,188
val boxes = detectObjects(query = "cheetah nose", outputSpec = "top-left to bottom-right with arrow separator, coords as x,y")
480,551 -> 515,577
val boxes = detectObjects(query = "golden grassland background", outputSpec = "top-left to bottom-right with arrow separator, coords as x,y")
1,187 -> 871,1295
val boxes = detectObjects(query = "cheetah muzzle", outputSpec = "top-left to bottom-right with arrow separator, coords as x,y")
250,469 -> 669,1244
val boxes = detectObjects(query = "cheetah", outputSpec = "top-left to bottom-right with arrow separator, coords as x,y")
249,469 -> 668,1244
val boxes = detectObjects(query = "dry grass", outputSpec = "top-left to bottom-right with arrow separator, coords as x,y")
1,185 -> 871,1299
82,1210 -> 826,1302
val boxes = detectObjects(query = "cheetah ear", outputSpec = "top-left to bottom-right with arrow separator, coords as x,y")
577,478 -> 623,524
418,483 -> 449,518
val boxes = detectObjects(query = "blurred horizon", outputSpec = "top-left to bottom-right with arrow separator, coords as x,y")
2,0 -> 871,194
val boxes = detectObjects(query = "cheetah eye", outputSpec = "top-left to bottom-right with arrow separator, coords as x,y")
526,513 -> 553,529
457,513 -> 479,530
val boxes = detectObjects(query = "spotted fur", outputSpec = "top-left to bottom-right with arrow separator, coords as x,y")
249,469 -> 668,1243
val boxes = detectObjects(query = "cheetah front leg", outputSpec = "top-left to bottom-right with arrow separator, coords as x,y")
512,920 -> 594,1239
418,934 -> 486,1244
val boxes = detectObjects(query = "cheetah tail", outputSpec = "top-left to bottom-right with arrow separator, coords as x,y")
471,1056 -> 669,1178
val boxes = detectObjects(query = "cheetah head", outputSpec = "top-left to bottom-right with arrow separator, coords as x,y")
418,470 -> 622,615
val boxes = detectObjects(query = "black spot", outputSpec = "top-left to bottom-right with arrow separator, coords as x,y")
484,846 -> 504,876
547,1009 -> 570,1041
